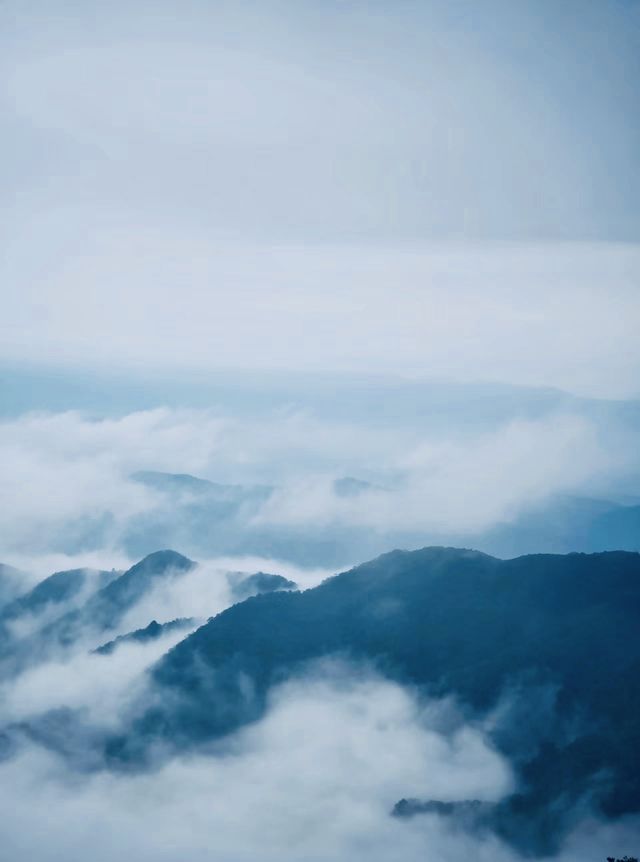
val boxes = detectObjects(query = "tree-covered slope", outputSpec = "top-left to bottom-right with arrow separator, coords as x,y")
93,617 -> 196,656
112,547 -> 640,853
0,552 -> 195,676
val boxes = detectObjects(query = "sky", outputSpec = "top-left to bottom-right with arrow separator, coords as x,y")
2,0 -> 640,397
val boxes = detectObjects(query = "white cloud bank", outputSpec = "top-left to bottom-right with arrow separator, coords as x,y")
0,669 -> 508,862
0,403 -> 635,570
0,661 -> 637,862
258,412 -> 615,534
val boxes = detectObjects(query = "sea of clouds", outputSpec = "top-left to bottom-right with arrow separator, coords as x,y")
0,401 -> 638,860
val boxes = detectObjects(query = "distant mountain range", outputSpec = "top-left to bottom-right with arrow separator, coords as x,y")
124,470 -> 640,566
9,462 -> 638,568
473,493 -> 640,557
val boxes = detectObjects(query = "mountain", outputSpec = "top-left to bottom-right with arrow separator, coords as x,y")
589,503 -> 640,552
227,571 -> 298,602
131,471 -> 273,502
476,495 -> 640,557
0,552 -> 195,676
0,568 -> 118,623
0,567 -> 121,664
93,617 -> 197,656
46,550 -> 195,644
131,471 -> 223,495
7,366 -> 640,440
393,797 -> 494,826
124,473 -> 274,559
108,547 -> 640,855
126,470 -> 640,567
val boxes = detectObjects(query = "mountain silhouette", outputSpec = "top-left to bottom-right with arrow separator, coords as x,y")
107,546 -> 640,854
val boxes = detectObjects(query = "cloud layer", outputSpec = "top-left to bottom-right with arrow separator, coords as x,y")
0,657 -> 637,862
0,400 -> 634,571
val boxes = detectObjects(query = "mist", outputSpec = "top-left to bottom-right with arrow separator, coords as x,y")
0,652 -> 637,862
1,399 -> 637,570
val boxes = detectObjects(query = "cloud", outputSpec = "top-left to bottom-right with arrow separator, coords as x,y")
0,482 -> 638,861
0,661 -> 514,862
0,658 -> 637,862
0,408 -> 223,561
0,404 -> 636,570
117,556 -> 330,635
0,634 -> 185,728
249,413 -> 623,534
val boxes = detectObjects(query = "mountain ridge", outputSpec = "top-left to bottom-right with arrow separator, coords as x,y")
106,545 -> 640,854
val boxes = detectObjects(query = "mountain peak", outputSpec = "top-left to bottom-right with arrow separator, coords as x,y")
126,550 -> 195,577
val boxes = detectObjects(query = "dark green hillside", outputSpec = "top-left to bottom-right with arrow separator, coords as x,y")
113,547 -> 640,853
0,568 -> 105,622
228,571 -> 298,601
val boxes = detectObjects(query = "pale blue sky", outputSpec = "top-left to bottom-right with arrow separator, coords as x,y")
2,0 -> 639,395
3,0 -> 639,242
